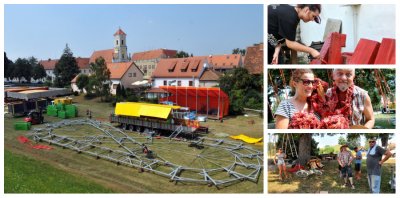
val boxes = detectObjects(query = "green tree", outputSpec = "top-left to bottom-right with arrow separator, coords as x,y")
13,58 -> 32,83
320,145 -> 335,154
4,52 -> 14,81
76,74 -> 89,93
32,62 -> 47,81
54,44 -> 80,87
89,57 -> 111,102
338,136 -> 347,145
219,67 -> 263,114
175,51 -> 190,58
232,48 -> 246,56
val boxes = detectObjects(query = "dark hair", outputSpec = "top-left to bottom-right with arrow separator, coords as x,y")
297,4 -> 322,24
297,4 -> 322,13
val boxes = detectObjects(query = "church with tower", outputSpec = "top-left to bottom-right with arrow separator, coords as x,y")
112,28 -> 130,63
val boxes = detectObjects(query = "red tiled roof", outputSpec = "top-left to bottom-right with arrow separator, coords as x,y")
90,49 -> 114,63
114,28 -> 126,36
39,59 -> 58,70
145,87 -> 169,93
107,61 -> 138,79
40,57 -> 89,70
152,57 -> 207,78
71,74 -> 79,83
244,43 -> 263,74
207,54 -> 242,69
132,49 -> 177,61
200,69 -> 222,81
76,58 -> 90,69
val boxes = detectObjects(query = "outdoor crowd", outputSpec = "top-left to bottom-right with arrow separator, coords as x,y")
274,137 -> 393,193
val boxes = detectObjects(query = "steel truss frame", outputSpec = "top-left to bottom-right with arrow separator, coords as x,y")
30,119 -> 263,188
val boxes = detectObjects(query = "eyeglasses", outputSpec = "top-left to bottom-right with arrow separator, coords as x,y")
314,15 -> 321,24
369,141 -> 376,143
297,79 -> 316,86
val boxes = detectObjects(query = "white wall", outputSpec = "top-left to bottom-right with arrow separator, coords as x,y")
153,78 -> 200,88
300,4 -> 395,52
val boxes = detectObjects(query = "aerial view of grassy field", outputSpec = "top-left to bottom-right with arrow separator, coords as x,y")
4,95 -> 263,193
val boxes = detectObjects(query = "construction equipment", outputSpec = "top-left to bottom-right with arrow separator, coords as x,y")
53,97 -> 73,105
110,102 -> 207,137
24,109 -> 44,125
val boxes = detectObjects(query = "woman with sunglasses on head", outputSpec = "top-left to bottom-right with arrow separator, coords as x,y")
275,69 -> 320,129
268,4 -> 322,64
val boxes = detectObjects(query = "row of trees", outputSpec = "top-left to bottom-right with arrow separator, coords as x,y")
4,52 -> 47,83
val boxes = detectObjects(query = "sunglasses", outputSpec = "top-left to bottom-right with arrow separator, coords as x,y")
369,141 -> 376,143
298,79 -> 316,86
314,16 -> 321,24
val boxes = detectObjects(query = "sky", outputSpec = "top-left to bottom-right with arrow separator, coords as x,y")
4,4 -> 263,61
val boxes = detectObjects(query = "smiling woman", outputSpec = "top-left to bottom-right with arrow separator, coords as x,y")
274,69 -> 321,129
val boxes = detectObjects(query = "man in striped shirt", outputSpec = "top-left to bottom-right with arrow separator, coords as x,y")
326,69 -> 375,128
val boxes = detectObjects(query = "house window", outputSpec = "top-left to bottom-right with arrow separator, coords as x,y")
129,73 -> 132,77
163,80 -> 167,86
178,81 -> 182,86
122,40 -> 124,45
116,40 -> 118,45
189,81 -> 193,86
133,73 -> 136,77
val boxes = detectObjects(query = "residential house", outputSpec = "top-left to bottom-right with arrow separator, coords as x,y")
39,57 -> 90,82
71,61 -> 144,95
207,54 -> 243,73
244,43 -> 263,75
199,68 -> 222,87
151,56 -> 209,88
132,48 -> 177,80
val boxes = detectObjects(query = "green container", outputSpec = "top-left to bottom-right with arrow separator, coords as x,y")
65,105 -> 76,111
14,121 -> 31,130
58,111 -> 67,119
56,103 -> 65,111
65,105 -> 78,117
65,110 -> 76,118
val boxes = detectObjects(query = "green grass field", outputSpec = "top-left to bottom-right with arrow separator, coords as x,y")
374,113 -> 395,129
4,150 -> 114,193
4,94 -> 263,193
268,158 -> 396,193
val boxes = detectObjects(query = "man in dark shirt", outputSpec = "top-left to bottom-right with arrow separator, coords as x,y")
366,137 -> 392,193
268,4 -> 322,64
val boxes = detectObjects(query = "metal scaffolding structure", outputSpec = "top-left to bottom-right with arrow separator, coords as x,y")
29,119 -> 263,188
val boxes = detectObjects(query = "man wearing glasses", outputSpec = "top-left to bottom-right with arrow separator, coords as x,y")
366,137 -> 392,193
325,69 -> 375,128
268,4 -> 322,64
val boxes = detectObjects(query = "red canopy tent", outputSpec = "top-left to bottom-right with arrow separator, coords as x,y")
159,86 -> 229,119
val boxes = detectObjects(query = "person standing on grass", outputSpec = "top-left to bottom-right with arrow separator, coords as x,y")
274,148 -> 288,180
354,147 -> 362,180
366,137 -> 392,193
337,144 -> 355,189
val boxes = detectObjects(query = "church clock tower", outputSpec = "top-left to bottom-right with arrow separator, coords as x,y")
113,27 -> 129,62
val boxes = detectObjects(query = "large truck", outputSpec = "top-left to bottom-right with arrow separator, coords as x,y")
109,102 -> 208,137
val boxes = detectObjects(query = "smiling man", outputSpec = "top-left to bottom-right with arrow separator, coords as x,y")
325,69 -> 375,128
